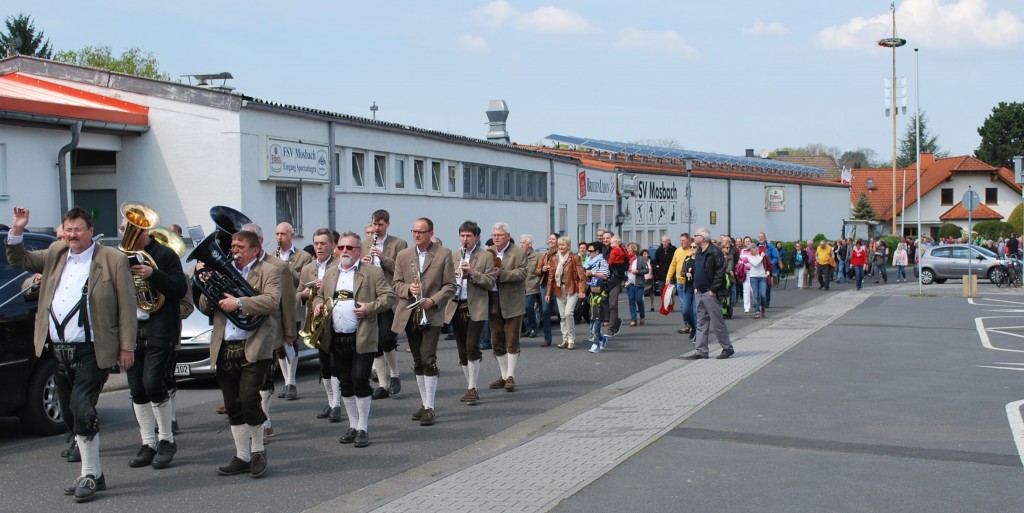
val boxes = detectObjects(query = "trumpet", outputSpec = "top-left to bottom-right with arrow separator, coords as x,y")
298,282 -> 332,348
409,261 -> 429,328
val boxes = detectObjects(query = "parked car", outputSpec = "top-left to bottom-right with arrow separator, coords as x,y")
0,231 -> 65,435
174,302 -> 319,378
914,244 -> 1002,285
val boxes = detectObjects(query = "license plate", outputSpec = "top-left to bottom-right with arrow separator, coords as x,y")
174,364 -> 191,377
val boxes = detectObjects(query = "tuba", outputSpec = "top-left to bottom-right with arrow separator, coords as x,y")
187,206 -> 267,331
151,226 -> 187,258
119,202 -> 164,313
297,282 -> 331,348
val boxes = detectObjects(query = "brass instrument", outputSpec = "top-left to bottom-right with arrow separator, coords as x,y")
187,206 -> 267,331
298,282 -> 331,348
408,261 -> 429,328
151,226 -> 187,258
119,202 -> 164,313
487,247 -> 501,268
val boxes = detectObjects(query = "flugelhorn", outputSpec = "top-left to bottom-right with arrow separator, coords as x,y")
298,282 -> 331,348
119,201 -> 164,313
151,226 -> 186,258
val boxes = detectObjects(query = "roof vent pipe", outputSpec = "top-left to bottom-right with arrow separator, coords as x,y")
486,100 -> 510,144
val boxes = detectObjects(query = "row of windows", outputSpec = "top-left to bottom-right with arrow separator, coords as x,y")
461,163 -> 547,202
940,187 -> 999,206
347,152 -> 459,194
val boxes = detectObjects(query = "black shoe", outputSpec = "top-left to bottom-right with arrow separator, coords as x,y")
339,427 -> 357,444
171,420 -> 179,434
329,406 -> 342,423
152,440 -> 177,469
683,353 -> 709,360
282,384 -> 297,400
354,430 -> 369,448
70,474 -> 105,502
66,439 -> 81,463
717,349 -> 735,360
316,405 -> 332,419
249,451 -> 267,478
129,444 -> 157,468
388,376 -> 401,396
64,473 -> 106,496
218,456 -> 251,476
527,329 -> 537,338
371,387 -> 390,400
688,331 -> 696,342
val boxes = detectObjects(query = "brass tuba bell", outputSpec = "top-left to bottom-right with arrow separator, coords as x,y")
298,282 -> 332,348
150,226 -> 187,258
119,202 -> 164,313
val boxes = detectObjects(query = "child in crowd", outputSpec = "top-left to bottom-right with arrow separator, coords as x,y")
588,277 -> 608,353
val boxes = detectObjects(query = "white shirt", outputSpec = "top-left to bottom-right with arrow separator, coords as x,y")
315,257 -> 331,280
45,239 -> 96,344
278,245 -> 295,263
223,258 -> 256,341
331,262 -> 360,334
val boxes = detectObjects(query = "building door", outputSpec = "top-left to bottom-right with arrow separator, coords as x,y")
72,189 -> 118,241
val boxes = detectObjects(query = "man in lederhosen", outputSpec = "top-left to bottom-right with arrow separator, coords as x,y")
6,206 -> 136,503
298,228 -> 341,421
391,218 -> 455,425
120,215 -> 188,470
486,222 -> 529,392
313,232 -> 394,446
274,222 -> 311,400
198,230 -> 281,478
443,221 -> 496,405
363,209 -> 407,399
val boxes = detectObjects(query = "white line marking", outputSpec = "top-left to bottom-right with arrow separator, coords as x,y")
1006,400 -> 1024,468
977,365 -> 1024,372
975,317 -> 1024,353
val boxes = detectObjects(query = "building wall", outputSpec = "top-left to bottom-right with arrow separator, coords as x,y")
896,174 -> 1021,230
0,124 -> 80,229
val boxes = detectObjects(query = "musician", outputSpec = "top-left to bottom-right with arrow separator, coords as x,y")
120,215 -> 188,470
313,232 -> 394,446
240,223 -> 298,440
198,230 -> 281,478
297,228 -> 341,422
487,222 -> 529,392
391,218 -> 455,425
274,222 -> 311,400
362,209 -> 408,400
443,221 -> 496,405
6,206 -> 136,503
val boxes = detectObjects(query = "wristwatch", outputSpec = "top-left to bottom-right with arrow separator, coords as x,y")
235,298 -> 243,311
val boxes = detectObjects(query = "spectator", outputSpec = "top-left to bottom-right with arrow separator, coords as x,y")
794,242 -> 807,289
744,242 -> 768,319
816,239 -> 833,290
893,242 -> 909,282
652,235 -> 676,306
850,238 -> 868,290
547,236 -> 586,350
666,233 -> 696,338
873,239 -> 889,283
625,243 -> 648,327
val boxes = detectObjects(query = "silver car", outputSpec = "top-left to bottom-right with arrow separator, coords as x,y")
914,244 -> 1002,285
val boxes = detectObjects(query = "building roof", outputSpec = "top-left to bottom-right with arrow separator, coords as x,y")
770,155 -> 841,181
529,146 -> 846,188
939,201 -> 1004,221
848,154 -> 1021,222
0,71 -> 149,128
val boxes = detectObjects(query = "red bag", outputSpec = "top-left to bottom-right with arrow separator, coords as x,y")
659,283 -> 675,315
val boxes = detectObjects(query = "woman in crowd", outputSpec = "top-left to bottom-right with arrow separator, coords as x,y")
739,237 -> 754,313
720,235 -> 738,306
893,241 -> 908,283
850,238 -> 868,290
546,236 -> 587,350
625,243 -> 648,327
794,241 -> 807,289
774,241 -> 786,286
744,242 -> 769,319
642,248 -> 658,313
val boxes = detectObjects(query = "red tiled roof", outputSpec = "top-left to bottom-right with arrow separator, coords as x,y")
939,201 -> 1004,221
848,154 -> 1021,222
772,155 -> 841,181
0,72 -> 149,126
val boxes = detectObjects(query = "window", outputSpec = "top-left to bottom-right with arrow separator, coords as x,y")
431,161 -> 441,192
986,187 -> 998,204
500,169 -> 511,198
276,186 -> 302,236
516,173 -> 524,199
395,159 -> 405,189
334,152 -> 341,186
489,168 -> 498,197
413,160 -> 425,190
351,152 -> 365,187
526,174 -> 535,199
373,155 -> 386,188
464,164 -> 473,194
477,167 -> 487,196
448,165 -> 457,193
940,188 -> 953,205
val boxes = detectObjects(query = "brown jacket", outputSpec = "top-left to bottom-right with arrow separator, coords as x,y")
263,253 -> 298,342
6,240 -> 137,369
361,234 -> 408,284
538,250 -> 587,301
313,262 -> 395,354
199,259 -> 282,364
488,242 -> 528,319
279,246 -> 312,287
391,243 -> 456,331
443,246 -> 497,323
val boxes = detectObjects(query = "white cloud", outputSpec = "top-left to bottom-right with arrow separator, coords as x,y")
473,0 -> 592,34
744,19 -> 790,37
818,0 -> 1023,51
456,34 -> 489,53
615,28 -> 698,59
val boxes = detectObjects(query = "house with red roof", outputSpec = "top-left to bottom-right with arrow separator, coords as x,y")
848,153 -> 1021,240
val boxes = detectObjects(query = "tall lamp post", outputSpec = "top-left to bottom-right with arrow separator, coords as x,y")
879,4 -> 906,236
915,48 -> 923,294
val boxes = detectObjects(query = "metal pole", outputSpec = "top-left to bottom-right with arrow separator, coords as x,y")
890,24 -> 898,236
968,186 -> 973,298
901,166 -> 906,237
915,48 -> 922,294
686,160 -> 692,235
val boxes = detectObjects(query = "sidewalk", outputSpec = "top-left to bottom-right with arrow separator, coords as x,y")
310,286 -> 875,513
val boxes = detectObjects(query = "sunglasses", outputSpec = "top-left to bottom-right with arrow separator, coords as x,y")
588,249 -> 597,253
337,245 -> 358,250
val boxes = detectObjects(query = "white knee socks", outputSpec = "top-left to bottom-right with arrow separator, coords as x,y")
133,402 -> 157,448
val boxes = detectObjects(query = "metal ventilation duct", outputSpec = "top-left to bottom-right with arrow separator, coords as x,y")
486,99 -> 510,144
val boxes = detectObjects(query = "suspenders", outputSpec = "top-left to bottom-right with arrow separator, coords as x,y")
48,284 -> 91,344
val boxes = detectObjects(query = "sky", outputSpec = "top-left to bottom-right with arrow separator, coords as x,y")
9,0 -> 1024,164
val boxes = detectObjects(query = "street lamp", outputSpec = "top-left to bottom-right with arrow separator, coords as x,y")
879,4 -> 906,236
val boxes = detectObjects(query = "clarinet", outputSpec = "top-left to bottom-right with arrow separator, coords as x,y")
455,244 -> 467,297
372,230 -> 380,266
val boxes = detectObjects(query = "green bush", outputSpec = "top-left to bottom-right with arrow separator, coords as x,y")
1008,203 -> 1022,234
973,220 -> 1014,240
882,236 -> 902,250
812,233 -> 827,245
937,223 -> 963,239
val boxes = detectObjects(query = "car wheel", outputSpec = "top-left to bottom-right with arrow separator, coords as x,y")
920,268 -> 935,285
18,358 -> 67,436
934,278 -> 947,284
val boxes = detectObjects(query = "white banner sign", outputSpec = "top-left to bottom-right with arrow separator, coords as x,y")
266,138 -> 330,183
765,186 -> 785,212
577,169 -> 616,201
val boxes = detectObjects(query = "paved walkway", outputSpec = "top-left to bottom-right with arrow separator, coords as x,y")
308,288 -> 873,513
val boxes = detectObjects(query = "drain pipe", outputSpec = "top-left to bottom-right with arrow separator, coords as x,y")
327,121 -> 337,231
56,121 -> 83,214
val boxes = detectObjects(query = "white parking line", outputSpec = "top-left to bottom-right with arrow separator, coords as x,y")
974,317 -> 1024,353
1005,400 -> 1024,468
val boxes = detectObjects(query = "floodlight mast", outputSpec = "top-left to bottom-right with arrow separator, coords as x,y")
879,4 -> 907,236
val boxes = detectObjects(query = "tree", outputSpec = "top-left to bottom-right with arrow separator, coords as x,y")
627,138 -> 682,149
53,45 -> 171,81
0,13 -> 52,58
851,192 -> 876,221
937,223 -> 963,239
838,148 -> 878,169
1008,203 -> 1023,234
897,111 -> 946,168
771,143 -> 840,160
975,102 -> 1024,169
973,220 -> 1014,241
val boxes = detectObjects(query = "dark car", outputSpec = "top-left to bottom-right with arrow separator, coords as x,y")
0,231 -> 65,435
